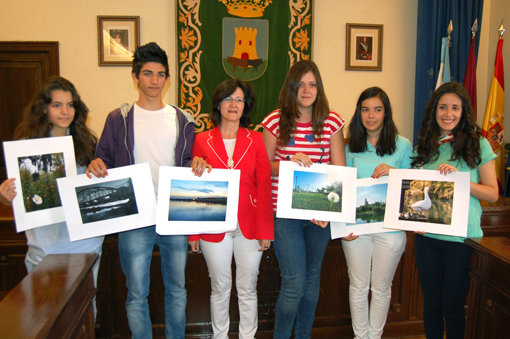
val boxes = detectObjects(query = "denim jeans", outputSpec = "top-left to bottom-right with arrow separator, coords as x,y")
119,226 -> 188,339
272,218 -> 330,339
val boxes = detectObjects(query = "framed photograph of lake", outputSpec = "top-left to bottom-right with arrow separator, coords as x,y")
331,177 -> 393,239
57,163 -> 156,241
384,168 -> 470,237
156,166 -> 240,235
3,136 -> 77,232
276,161 -> 357,223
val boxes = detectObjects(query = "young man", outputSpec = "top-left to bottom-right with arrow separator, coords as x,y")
87,42 -> 198,339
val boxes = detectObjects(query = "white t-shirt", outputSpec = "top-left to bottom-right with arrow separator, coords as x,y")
133,103 -> 177,194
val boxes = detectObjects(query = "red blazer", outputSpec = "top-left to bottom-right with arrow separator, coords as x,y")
189,127 -> 274,243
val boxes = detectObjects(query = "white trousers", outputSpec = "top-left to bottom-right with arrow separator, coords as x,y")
200,227 -> 263,339
341,231 -> 406,339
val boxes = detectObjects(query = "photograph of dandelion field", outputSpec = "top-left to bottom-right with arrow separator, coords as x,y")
291,171 -> 342,212
18,153 -> 66,212
169,179 -> 228,221
76,178 -> 139,224
277,162 -> 357,223
384,168 -> 470,237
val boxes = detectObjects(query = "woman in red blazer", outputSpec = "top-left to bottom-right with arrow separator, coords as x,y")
189,79 -> 274,339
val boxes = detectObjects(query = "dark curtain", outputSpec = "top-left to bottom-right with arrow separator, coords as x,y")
413,0 -> 484,144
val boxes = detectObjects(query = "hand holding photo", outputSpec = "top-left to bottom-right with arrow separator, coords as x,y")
3,136 -> 77,232
277,161 -> 357,223
384,168 -> 470,237
57,163 -> 156,241
156,166 -> 240,235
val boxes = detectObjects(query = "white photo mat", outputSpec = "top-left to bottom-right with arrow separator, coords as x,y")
3,136 -> 77,232
57,163 -> 156,241
384,168 -> 470,237
276,161 -> 357,223
156,166 -> 240,235
331,176 -> 393,239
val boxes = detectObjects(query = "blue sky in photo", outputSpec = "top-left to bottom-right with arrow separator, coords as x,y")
293,171 -> 329,191
170,179 -> 228,198
356,183 -> 387,207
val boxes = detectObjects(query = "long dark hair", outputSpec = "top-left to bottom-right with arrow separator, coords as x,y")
14,76 -> 97,167
210,79 -> 254,128
347,87 -> 398,156
278,60 -> 330,146
411,82 -> 482,169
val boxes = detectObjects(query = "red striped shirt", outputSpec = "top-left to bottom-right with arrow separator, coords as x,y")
261,110 -> 345,211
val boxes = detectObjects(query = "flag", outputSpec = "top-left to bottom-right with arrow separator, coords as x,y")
482,38 -> 505,191
435,37 -> 451,89
464,35 -> 477,118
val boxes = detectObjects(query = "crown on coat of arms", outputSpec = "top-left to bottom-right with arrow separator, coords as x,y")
218,0 -> 272,18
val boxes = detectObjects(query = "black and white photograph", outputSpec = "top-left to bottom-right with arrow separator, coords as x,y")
384,168 -> 470,237
3,136 -> 77,232
156,166 -> 240,235
277,161 -> 357,223
76,178 -> 139,224
57,163 -> 156,241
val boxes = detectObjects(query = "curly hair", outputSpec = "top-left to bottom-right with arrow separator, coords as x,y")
411,82 -> 482,169
132,42 -> 169,79
13,76 -> 98,167
278,60 -> 330,146
210,79 -> 254,128
347,87 -> 398,156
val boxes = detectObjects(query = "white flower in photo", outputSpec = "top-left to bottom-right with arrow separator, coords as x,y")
32,194 -> 43,205
327,191 -> 339,203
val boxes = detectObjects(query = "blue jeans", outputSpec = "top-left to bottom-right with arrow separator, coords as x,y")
119,226 -> 188,339
273,218 -> 330,339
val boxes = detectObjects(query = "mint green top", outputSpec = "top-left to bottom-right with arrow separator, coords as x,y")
418,137 -> 496,243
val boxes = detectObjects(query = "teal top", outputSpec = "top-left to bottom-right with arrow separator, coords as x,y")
417,137 -> 496,243
345,135 -> 413,179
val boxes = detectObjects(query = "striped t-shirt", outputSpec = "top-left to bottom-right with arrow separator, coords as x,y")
261,109 -> 345,211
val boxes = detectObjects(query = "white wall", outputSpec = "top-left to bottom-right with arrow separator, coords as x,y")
0,0 -> 506,142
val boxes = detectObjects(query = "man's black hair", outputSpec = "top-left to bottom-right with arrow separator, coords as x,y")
132,42 -> 169,78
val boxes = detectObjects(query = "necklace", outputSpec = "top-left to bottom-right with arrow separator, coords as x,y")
223,137 -> 236,169
227,157 -> 234,168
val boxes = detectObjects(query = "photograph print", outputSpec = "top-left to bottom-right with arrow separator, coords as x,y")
277,161 -> 357,223
384,168 -> 470,237
156,166 -> 240,235
169,179 -> 228,221
3,136 -> 77,232
57,163 -> 157,241
76,178 -> 138,224
331,177 -> 392,239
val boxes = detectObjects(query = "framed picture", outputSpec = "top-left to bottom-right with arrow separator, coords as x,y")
57,163 -> 156,241
384,168 -> 470,237
3,136 -> 77,232
156,166 -> 240,235
97,15 -> 140,66
345,23 -> 383,71
331,177 -> 392,239
277,161 -> 357,223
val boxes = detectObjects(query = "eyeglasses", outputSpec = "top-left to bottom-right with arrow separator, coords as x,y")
223,96 -> 245,104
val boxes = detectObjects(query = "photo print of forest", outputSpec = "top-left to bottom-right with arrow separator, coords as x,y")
18,153 -> 65,212
399,179 -> 454,225
355,183 -> 387,224
292,171 -> 342,212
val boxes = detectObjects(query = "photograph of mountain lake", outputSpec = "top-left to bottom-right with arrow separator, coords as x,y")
398,179 -> 454,225
291,170 -> 342,212
169,179 -> 228,221
355,183 -> 387,224
18,153 -> 66,212
76,178 -> 138,223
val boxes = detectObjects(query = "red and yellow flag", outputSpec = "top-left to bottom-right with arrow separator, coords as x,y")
482,38 -> 505,190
